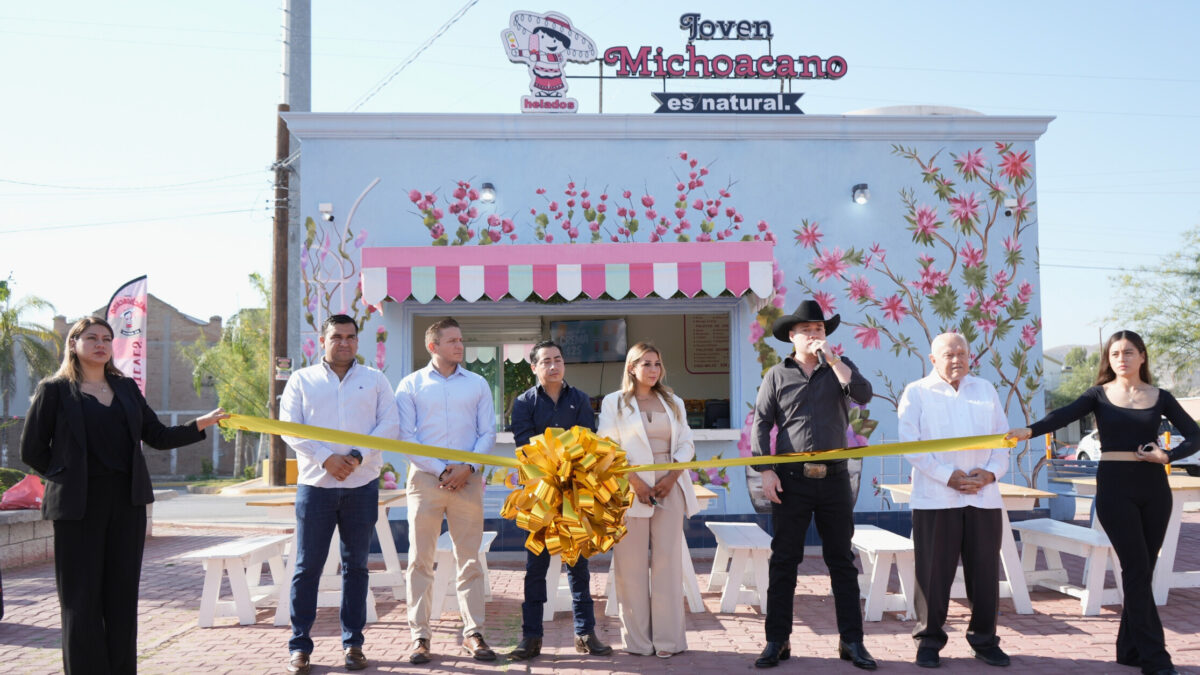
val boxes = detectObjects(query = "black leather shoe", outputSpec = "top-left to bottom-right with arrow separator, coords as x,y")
1147,669 -> 1179,675
285,651 -> 311,675
575,632 -> 613,655
973,645 -> 1010,667
755,641 -> 791,668
916,647 -> 940,668
839,641 -> 878,670
344,646 -> 368,671
508,636 -> 542,661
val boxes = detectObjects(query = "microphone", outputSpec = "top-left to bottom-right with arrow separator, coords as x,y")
816,349 -> 828,368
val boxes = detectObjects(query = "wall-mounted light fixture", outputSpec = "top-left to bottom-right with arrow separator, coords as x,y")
319,202 -> 334,222
480,182 -> 497,203
851,183 -> 869,205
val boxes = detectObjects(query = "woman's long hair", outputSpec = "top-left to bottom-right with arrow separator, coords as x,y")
54,317 -> 125,383
619,342 -> 681,417
1094,329 -> 1152,386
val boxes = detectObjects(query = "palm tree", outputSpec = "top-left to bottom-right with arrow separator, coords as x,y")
0,278 -> 60,466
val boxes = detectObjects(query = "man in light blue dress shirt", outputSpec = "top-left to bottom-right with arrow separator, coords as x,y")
395,318 -> 497,665
279,314 -> 400,675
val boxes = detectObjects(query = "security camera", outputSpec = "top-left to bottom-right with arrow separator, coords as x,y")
1002,198 -> 1018,217
319,202 -> 334,222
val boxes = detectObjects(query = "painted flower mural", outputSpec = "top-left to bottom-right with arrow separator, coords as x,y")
791,142 -> 1042,491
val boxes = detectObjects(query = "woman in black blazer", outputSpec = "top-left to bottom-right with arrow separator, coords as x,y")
20,317 -> 227,674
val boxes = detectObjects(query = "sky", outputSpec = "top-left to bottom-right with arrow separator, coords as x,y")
2,0 -> 1198,350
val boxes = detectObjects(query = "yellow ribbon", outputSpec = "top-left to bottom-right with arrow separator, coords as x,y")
222,414 -> 1014,561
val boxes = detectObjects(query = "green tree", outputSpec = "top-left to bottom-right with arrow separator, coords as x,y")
1111,224 -> 1200,394
181,273 -> 269,475
1048,346 -> 1100,412
0,277 -> 59,465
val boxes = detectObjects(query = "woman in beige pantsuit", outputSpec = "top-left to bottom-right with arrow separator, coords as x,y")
598,342 -> 699,658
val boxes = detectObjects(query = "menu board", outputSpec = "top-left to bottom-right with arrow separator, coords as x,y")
684,314 -> 730,374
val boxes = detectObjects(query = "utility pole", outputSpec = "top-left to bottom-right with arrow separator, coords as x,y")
268,0 -> 311,486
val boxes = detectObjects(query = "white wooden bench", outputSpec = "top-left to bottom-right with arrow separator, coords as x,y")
705,521 -> 772,613
181,534 -> 292,627
603,532 -> 707,616
429,530 -> 497,617
851,525 -> 916,621
1013,518 -> 1123,615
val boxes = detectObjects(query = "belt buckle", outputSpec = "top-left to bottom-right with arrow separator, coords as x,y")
802,463 -> 827,479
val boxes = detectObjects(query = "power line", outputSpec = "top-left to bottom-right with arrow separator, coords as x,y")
1041,262 -> 1197,275
348,0 -> 480,112
0,207 -> 266,235
0,170 -> 266,192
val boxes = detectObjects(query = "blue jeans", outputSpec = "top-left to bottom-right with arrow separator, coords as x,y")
521,549 -> 594,638
288,482 -> 378,653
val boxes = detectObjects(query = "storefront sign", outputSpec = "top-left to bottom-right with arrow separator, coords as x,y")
652,92 -> 803,114
502,11 -> 596,114
679,13 -> 773,40
684,314 -> 730,374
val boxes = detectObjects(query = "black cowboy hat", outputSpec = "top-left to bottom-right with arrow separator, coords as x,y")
771,300 -> 841,342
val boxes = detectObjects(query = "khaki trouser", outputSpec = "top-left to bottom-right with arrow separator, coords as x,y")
405,468 -> 486,640
612,482 -> 687,654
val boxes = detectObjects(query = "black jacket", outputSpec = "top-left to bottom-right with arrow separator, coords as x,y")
19,374 -> 207,520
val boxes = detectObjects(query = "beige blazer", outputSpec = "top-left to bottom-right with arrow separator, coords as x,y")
597,390 -> 699,519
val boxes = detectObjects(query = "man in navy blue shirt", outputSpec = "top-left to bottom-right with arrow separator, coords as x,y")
506,340 -> 612,661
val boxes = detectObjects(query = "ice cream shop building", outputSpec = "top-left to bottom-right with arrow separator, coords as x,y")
282,10 -> 1053,536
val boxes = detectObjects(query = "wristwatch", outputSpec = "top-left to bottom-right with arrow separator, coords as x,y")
348,449 -> 363,465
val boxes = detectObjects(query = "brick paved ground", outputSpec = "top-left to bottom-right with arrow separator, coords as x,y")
4,516 -> 1200,674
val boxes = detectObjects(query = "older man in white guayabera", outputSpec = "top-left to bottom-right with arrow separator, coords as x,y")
897,333 -> 1011,670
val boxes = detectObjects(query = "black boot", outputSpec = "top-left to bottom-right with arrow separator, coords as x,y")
755,641 -> 791,668
507,636 -> 542,661
839,640 -> 878,670
575,633 -> 613,655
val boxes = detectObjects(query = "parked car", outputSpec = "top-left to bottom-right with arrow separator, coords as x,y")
1073,422 -> 1194,475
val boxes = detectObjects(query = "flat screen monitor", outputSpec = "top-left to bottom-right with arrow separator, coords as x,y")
549,319 -> 628,363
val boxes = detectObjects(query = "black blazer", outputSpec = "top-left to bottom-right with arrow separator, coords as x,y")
19,375 -> 206,521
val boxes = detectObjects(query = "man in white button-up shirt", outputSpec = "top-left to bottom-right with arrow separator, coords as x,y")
279,315 -> 400,675
898,333 -> 1011,669
395,318 -> 497,665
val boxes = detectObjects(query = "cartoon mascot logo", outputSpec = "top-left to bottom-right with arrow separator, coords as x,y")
502,11 -> 596,113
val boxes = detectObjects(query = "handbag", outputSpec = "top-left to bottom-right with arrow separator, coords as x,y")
0,474 -> 45,510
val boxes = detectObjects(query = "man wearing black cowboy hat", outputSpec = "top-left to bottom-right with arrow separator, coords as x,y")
751,300 -> 876,670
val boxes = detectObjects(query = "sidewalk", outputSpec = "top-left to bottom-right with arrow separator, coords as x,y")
4,506 -> 1200,673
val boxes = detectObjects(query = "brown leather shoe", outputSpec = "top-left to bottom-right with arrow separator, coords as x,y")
463,632 -> 497,661
408,638 -> 431,665
286,651 -> 311,674
575,632 -> 613,655
344,646 -> 368,671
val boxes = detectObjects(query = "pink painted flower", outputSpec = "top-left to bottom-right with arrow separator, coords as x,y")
452,186 -> 466,200
960,242 -> 984,268
545,234 -> 554,243
353,230 -> 368,248
854,325 -> 881,350
771,295 -> 785,308
431,207 -> 444,220
622,190 -> 632,199
487,214 -> 501,228
1017,281 -> 1033,304
408,189 -> 421,203
489,230 -> 501,243
881,295 -> 908,323
964,288 -> 980,310
1000,150 -> 1032,182
675,208 -> 686,219
949,193 -> 981,227
848,275 -> 876,301
302,338 -> 316,360
1021,322 -> 1039,348
870,243 -> 886,263
757,220 -> 768,232
749,320 -> 765,343
689,158 -> 698,168
430,224 -> 444,238
814,290 -> 837,316
1003,236 -> 1021,254
646,209 -> 657,220
581,190 -> 589,199
977,317 -> 998,334
457,214 -> 469,225
980,297 -> 1002,318
692,199 -> 704,210
616,206 -> 627,218
568,227 -> 579,239
792,222 -> 820,248
566,199 -> 576,209
596,203 -> 607,214
913,265 -> 949,296
679,151 -> 688,160
375,341 -> 386,369
589,221 -> 600,232
993,269 -> 1011,290
699,167 -> 709,176
954,148 -> 986,180
676,182 -> 686,192
813,247 -> 849,281
467,207 -> 478,218
581,199 -> 591,209
536,187 -> 546,195
600,193 -> 608,201
468,189 -> 479,201
548,201 -> 559,212
914,205 -> 940,237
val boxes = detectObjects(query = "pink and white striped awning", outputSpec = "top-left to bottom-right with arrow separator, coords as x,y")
360,241 -> 775,305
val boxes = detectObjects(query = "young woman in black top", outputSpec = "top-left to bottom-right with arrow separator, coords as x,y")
1008,330 -> 1198,675
20,317 -> 227,674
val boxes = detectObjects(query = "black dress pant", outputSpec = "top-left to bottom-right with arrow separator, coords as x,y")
911,506 -> 1002,651
764,464 -> 863,643
1096,462 -> 1173,674
53,473 -> 147,675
